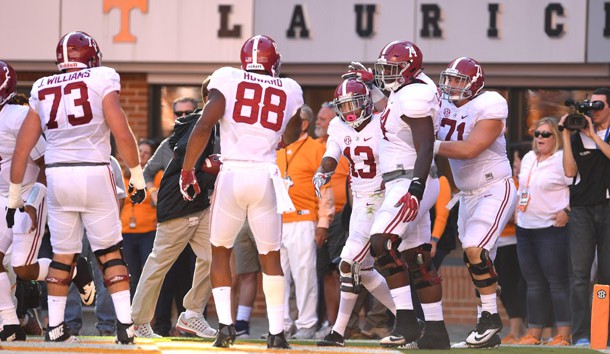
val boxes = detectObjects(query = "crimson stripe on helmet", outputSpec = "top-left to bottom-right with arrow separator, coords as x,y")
450,57 -> 469,70
380,40 -> 401,60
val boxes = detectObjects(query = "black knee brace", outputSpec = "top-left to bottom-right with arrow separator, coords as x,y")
46,255 -> 78,286
370,234 -> 405,277
339,260 -> 362,294
402,244 -> 442,290
94,241 -> 130,287
463,249 -> 498,288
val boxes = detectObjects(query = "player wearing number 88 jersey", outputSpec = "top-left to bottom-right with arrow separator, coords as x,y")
11,31 -> 144,344
315,78 -> 396,347
435,57 -> 516,348
181,34 -> 303,349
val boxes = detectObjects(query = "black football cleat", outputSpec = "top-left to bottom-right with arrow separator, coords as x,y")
317,330 -> 344,347
116,321 -> 135,344
267,331 -> 291,349
45,322 -> 77,342
466,311 -> 503,347
213,323 -> 236,348
416,320 -> 450,349
379,309 -> 420,347
0,324 -> 26,341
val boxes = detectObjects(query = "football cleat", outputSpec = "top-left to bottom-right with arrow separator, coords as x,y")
379,309 -> 420,347
0,324 -> 26,342
267,331 -> 291,349
416,321 -> 450,349
116,321 -> 135,344
317,330 -> 345,347
45,322 -> 77,342
466,311 -> 503,347
212,323 -> 236,348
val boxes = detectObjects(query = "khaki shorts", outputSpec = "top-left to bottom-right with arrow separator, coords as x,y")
233,222 -> 261,274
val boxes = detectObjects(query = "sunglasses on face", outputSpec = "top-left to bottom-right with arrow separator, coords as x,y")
174,110 -> 194,117
534,130 -> 553,138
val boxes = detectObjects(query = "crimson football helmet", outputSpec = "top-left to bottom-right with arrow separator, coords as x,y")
333,78 -> 373,129
56,31 -> 102,71
240,35 -> 281,77
439,57 -> 485,101
374,40 -> 423,92
0,61 -> 17,106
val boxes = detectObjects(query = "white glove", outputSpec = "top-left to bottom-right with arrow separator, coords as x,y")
312,171 -> 334,199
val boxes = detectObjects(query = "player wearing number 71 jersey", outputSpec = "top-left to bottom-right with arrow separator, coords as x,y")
435,57 -> 516,349
181,34 -> 303,349
10,31 -> 145,344
313,78 -> 396,347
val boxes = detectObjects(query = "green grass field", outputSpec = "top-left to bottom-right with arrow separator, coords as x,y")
0,335 -> 605,353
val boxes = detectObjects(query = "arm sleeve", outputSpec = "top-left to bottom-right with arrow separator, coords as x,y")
431,176 -> 451,239
143,139 -> 171,183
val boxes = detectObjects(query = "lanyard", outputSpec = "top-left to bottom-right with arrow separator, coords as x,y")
524,157 -> 540,189
284,137 -> 308,175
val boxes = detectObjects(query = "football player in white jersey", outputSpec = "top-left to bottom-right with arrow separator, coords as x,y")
314,78 -> 396,347
435,57 -> 517,348
349,41 -> 449,349
0,61 -> 47,342
7,32 -> 146,344
180,35 -> 304,349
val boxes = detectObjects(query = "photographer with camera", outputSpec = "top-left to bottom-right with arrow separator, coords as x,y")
559,87 -> 610,347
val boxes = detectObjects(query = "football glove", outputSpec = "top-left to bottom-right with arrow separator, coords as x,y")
394,178 -> 425,223
180,169 -> 201,201
128,166 -> 147,204
312,171 -> 334,199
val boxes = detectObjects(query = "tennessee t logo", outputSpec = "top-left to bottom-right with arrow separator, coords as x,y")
103,0 -> 148,43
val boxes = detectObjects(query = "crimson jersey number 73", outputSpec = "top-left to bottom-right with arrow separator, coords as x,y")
233,81 -> 286,132
38,81 -> 93,129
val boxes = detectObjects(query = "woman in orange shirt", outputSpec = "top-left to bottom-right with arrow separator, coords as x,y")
120,139 -> 163,298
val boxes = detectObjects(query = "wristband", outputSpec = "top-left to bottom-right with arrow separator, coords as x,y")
408,177 -> 426,201
8,183 -> 23,209
370,86 -> 386,103
433,140 -> 441,157
431,236 -> 440,243
563,207 -> 570,215
129,165 -> 146,190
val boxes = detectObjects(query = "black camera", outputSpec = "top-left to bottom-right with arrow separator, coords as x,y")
563,98 -> 605,130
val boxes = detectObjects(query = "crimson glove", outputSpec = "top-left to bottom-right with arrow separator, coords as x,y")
394,177 -> 425,223
179,169 -> 201,201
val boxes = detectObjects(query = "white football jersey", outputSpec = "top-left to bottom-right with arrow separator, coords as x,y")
209,67 -> 304,163
324,114 -> 383,194
437,91 -> 512,191
29,66 -> 120,164
0,105 -> 46,196
378,72 -> 440,174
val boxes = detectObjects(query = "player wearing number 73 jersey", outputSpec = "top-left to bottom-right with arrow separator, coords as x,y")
313,78 -> 396,347
435,57 -> 516,349
11,31 -> 145,344
181,35 -> 303,349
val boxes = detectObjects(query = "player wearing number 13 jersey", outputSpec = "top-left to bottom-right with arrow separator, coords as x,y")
435,57 -> 516,348
181,35 -> 303,349
9,31 -> 145,344
314,78 -> 396,347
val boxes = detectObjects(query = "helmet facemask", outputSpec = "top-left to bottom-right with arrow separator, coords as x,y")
439,69 -> 473,101
334,92 -> 373,129
374,61 -> 409,92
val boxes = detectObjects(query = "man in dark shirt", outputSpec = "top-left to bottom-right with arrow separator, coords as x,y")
559,87 -> 610,346
131,103 -> 218,338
